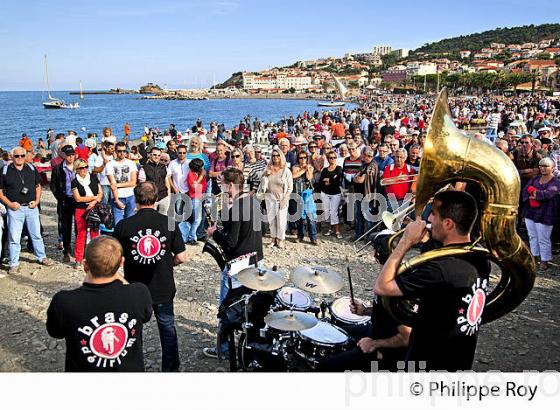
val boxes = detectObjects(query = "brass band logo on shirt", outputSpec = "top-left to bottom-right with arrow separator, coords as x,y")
77,312 -> 138,368
457,277 -> 488,336
131,229 -> 167,264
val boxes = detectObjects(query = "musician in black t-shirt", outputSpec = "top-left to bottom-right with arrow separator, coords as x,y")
318,295 -> 411,372
203,167 -> 264,359
46,236 -> 152,372
375,190 -> 490,371
113,181 -> 188,372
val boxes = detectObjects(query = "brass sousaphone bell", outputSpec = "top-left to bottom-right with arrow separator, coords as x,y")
381,88 -> 536,326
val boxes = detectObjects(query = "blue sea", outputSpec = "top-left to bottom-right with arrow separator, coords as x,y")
0,91 -> 356,148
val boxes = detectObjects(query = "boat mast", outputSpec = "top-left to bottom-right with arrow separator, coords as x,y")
44,54 -> 53,100
80,81 -> 84,99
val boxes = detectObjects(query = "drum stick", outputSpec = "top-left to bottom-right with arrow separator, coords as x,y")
346,257 -> 355,304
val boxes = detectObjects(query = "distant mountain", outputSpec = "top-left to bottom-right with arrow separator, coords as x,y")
414,24 -> 560,54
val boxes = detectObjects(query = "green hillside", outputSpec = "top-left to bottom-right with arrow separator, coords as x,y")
415,24 -> 560,54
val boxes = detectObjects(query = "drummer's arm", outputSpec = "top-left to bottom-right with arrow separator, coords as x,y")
372,325 -> 411,349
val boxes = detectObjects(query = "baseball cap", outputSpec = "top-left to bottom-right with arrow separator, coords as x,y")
61,145 -> 75,156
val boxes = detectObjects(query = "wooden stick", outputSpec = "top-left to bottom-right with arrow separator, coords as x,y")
346,256 -> 355,304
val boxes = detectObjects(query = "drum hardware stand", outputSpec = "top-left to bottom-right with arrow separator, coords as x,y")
320,301 -> 328,319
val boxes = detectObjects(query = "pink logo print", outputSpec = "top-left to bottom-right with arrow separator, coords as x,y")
137,235 -> 161,258
90,323 -> 128,359
467,288 -> 486,326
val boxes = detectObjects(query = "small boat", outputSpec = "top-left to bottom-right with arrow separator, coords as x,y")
318,101 -> 345,107
42,54 -> 79,109
318,74 -> 347,107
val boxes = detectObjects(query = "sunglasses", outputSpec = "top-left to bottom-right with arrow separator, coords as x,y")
308,145 -> 317,148
178,151 -> 187,155
328,156 -> 337,160
117,150 -> 127,153
521,141 -> 532,145
13,154 -> 26,158
272,154 -> 280,157
298,156 -> 308,160
232,154 -> 242,158
76,166 -> 88,170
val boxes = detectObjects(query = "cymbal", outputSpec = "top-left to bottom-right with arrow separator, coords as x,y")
264,310 -> 318,331
237,267 -> 286,291
290,266 -> 344,294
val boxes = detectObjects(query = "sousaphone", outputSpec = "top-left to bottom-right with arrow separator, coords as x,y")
381,88 -> 536,326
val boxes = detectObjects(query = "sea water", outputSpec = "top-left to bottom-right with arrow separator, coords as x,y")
0,91 -> 356,148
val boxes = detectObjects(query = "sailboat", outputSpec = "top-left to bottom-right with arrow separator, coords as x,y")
318,74 -> 347,107
42,54 -> 79,109
80,81 -> 84,100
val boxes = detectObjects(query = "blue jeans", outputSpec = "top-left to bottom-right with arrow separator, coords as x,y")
7,206 -> 46,267
153,301 -> 180,372
111,195 -> 136,226
296,216 -> 317,241
101,185 -> 112,204
182,198 -> 202,242
218,259 -> 264,354
354,202 -> 366,239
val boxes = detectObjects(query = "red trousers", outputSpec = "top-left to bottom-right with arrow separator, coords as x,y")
74,208 -> 99,263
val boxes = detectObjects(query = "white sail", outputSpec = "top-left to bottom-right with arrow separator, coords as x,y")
332,74 -> 347,99
44,54 -> 53,100
80,81 -> 84,99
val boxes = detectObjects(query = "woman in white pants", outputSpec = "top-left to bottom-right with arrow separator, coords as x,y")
521,157 -> 560,271
319,151 -> 344,239
258,147 -> 293,248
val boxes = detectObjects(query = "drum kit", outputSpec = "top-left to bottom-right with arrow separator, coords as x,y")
225,264 -> 371,371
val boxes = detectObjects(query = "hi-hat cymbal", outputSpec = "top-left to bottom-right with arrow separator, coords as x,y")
237,267 -> 286,291
290,266 -> 344,294
264,310 -> 318,331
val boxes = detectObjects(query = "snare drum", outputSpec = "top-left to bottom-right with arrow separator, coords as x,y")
329,296 -> 371,328
275,287 -> 312,311
295,321 -> 349,367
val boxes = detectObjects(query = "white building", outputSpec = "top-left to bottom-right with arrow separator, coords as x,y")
406,62 -> 437,76
391,48 -> 410,58
242,72 -> 311,91
372,45 -> 392,56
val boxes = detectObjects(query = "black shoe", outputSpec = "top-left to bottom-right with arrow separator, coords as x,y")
197,234 -> 208,242
202,347 -> 228,360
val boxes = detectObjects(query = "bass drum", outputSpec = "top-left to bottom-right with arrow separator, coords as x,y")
237,332 -> 288,372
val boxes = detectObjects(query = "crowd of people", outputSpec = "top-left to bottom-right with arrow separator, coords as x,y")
1,90 -> 559,371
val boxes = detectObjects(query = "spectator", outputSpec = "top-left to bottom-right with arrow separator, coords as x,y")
258,147 -> 293,248
0,147 -> 53,273
521,157 -> 560,271
71,158 -> 102,269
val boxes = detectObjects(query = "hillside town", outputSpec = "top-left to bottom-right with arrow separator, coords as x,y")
237,39 -> 560,95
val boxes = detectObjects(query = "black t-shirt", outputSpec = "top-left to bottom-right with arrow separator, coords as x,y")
213,195 -> 264,262
369,295 -> 407,367
319,166 -> 343,195
71,174 -> 100,209
0,163 -> 41,203
395,246 -> 490,371
46,280 -> 152,372
113,208 -> 185,304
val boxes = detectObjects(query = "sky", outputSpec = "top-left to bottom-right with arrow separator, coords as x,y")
1,0 -> 559,91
